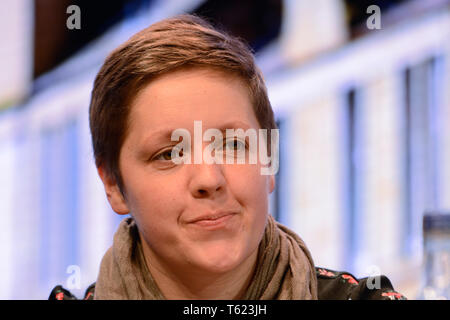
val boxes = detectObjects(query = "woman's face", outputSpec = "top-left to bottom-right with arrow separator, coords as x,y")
101,68 -> 275,275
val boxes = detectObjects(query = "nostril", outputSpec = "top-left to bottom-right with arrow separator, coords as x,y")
193,185 -> 223,198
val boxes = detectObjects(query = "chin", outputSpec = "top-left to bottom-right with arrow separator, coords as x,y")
194,247 -> 245,274
202,260 -> 241,275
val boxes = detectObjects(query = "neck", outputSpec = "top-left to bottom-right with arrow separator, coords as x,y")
140,240 -> 258,300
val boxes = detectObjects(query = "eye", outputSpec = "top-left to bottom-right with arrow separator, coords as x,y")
224,138 -> 246,152
153,148 -> 183,161
154,150 -> 173,161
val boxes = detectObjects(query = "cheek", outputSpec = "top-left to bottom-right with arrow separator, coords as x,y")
226,164 -> 270,209
126,177 -> 186,249
124,173 -> 185,224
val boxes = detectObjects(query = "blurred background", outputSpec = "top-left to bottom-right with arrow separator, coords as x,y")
0,0 -> 449,300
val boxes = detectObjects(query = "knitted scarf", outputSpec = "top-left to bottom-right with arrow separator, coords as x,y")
94,215 -> 318,299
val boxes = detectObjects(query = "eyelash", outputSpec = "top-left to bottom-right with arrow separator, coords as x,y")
152,148 -> 180,162
151,138 -> 248,162
224,138 -> 247,151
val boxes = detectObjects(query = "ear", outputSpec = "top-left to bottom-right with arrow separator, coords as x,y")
97,166 -> 130,215
268,174 -> 275,194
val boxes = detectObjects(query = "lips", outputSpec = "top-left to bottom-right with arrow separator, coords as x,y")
187,211 -> 237,229
189,212 -> 235,223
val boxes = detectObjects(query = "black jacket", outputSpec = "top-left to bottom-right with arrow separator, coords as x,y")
48,267 -> 407,300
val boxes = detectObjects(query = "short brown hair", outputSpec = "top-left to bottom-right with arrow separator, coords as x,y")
89,14 -> 276,193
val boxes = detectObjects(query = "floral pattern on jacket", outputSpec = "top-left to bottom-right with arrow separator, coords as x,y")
49,267 -> 407,300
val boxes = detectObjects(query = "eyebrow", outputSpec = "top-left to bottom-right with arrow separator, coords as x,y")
216,121 -> 253,131
141,120 -> 254,144
141,129 -> 177,146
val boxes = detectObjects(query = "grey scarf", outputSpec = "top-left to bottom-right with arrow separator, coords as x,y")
94,215 -> 318,299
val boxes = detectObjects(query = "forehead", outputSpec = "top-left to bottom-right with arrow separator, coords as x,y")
126,68 -> 260,141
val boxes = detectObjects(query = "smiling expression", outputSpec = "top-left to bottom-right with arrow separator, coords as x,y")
102,67 -> 275,276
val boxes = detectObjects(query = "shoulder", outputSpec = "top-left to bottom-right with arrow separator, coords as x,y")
315,267 -> 407,300
48,268 -> 407,300
48,283 -> 95,300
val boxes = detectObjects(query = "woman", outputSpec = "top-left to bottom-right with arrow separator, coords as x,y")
50,14 -> 405,300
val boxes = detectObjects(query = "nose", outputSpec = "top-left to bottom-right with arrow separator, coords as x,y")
189,162 -> 226,199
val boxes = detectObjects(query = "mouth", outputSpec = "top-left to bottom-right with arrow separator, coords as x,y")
188,212 -> 238,229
